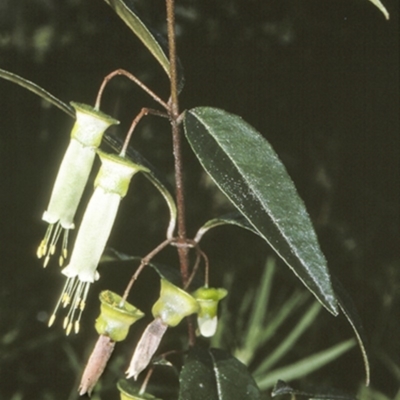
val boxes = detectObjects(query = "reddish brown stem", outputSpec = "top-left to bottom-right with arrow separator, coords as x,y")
95,68 -> 169,110
165,0 -> 195,346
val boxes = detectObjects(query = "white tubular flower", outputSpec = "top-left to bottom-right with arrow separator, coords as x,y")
49,151 -> 144,335
37,103 -> 119,267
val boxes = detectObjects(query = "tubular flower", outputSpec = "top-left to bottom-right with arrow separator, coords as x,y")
37,102 -> 119,267
126,279 -> 199,380
192,287 -> 227,337
49,151 -> 144,335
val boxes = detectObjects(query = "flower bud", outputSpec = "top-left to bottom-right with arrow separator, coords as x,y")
95,291 -> 144,342
117,379 -> 162,400
192,287 -> 227,337
151,279 -> 200,327
38,103 -> 119,267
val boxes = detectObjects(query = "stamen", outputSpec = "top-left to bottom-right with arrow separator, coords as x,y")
38,222 -> 65,267
37,224 -> 54,261
48,277 -> 92,335
48,278 -> 71,327
59,229 -> 69,266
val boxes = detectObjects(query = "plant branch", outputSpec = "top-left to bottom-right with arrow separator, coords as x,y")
166,0 -> 195,346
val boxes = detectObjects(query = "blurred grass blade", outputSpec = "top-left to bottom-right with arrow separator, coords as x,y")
272,380 -> 357,400
0,68 -> 74,117
258,291 -> 309,345
332,277 -> 370,386
255,339 -> 355,390
239,258 -> 276,364
368,0 -> 389,19
254,302 -> 322,375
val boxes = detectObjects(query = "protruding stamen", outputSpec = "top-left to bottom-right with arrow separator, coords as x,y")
48,314 -> 56,327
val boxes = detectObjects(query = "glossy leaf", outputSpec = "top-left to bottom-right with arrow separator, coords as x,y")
103,0 -> 170,76
184,107 -> 338,316
179,347 -> 261,400
332,277 -> 370,385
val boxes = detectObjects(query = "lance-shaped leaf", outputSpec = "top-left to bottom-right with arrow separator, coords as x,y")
102,0 -> 185,90
184,107 -> 338,316
103,0 -> 170,76
179,347 -> 261,400
0,68 -> 74,117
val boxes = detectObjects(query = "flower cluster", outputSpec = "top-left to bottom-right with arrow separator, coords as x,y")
37,103 -> 119,267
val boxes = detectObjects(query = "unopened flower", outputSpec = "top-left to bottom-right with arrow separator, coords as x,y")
49,151 -> 144,335
37,102 -> 119,267
126,279 -> 199,380
192,287 -> 227,337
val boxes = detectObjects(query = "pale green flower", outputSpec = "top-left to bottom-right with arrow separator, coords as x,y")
126,280 -> 200,380
37,103 -> 119,267
192,287 -> 227,337
49,151 -> 143,335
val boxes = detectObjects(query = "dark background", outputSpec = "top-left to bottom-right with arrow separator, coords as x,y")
0,0 -> 398,399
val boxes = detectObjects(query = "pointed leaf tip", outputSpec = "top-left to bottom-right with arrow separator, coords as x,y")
184,107 -> 338,316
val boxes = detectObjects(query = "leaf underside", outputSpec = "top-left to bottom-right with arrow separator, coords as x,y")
184,107 -> 338,316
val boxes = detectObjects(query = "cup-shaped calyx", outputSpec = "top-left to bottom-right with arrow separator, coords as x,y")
38,103 -> 119,267
117,379 -> 162,400
95,291 -> 144,342
192,287 -> 228,337
126,280 -> 199,380
49,152 -> 144,335
152,279 -> 200,327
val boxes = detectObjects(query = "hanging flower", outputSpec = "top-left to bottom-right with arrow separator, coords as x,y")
192,286 -> 227,337
78,291 -> 144,396
49,151 -> 144,335
37,102 -> 119,267
126,279 -> 199,380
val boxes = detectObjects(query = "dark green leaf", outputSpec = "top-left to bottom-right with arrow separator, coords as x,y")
103,0 -> 170,77
0,68 -> 74,117
179,347 -> 261,400
332,277 -> 370,385
184,107 -> 338,316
